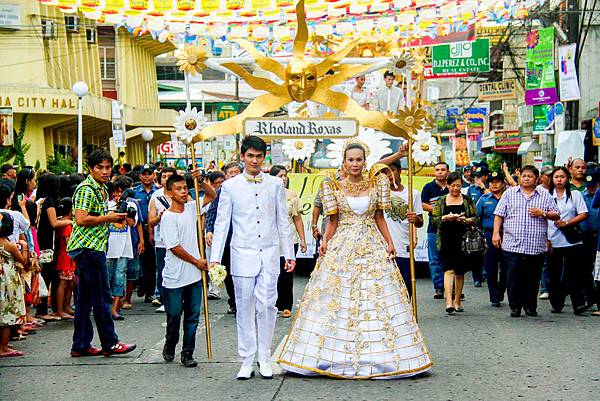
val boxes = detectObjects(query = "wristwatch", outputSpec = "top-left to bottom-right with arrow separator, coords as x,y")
542,212 -> 547,218
311,224 -> 318,230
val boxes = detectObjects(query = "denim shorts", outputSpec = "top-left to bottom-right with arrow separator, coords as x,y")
127,257 -> 141,282
106,257 -> 128,297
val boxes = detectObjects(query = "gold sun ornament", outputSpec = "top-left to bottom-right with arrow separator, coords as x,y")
191,0 -> 410,142
387,54 -> 414,77
395,105 -> 429,136
176,46 -> 208,76
173,107 -> 208,145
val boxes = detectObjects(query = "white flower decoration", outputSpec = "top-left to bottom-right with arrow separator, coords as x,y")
208,264 -> 228,288
412,130 -> 442,166
326,128 -> 392,168
281,139 -> 316,161
173,107 -> 207,145
387,54 -> 414,76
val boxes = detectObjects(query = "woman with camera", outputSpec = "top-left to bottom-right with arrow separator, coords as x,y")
432,172 -> 480,314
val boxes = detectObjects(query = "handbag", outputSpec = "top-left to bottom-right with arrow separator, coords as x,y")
559,224 -> 583,244
37,273 -> 49,298
461,226 -> 487,255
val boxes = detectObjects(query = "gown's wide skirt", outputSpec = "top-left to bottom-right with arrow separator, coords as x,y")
277,220 -> 433,379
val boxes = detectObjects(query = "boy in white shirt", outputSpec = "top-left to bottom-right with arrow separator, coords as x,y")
159,173 -> 215,368
106,177 -> 138,320
382,158 -> 423,296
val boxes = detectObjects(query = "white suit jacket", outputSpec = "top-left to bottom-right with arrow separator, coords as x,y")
210,172 -> 295,277
371,86 -> 405,113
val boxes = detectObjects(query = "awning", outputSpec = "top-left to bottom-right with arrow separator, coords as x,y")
517,140 -> 541,156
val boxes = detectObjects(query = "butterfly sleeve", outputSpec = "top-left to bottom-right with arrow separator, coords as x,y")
376,173 -> 391,211
320,179 -> 339,216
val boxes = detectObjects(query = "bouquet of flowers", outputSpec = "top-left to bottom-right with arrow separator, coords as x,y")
209,264 -> 227,288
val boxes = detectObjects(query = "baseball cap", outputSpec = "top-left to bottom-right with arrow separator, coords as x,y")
585,168 -> 600,186
472,166 -> 490,177
488,171 -> 505,182
540,166 -> 553,176
141,164 -> 156,174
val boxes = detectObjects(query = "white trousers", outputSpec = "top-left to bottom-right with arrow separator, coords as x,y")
232,263 -> 279,366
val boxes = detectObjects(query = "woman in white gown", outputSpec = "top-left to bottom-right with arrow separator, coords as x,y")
278,141 -> 432,379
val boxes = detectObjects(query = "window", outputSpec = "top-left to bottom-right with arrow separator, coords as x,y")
98,27 -> 116,92
156,65 -> 184,81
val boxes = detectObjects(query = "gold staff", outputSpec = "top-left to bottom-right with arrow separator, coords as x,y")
189,143 -> 212,360
407,138 -> 418,321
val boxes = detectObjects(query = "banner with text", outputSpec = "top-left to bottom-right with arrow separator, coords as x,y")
477,80 -> 518,102
558,43 -> 581,101
244,118 -> 358,138
432,38 -> 490,74
525,28 -> 558,106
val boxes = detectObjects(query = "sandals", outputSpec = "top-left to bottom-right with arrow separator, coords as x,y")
281,310 -> 292,318
0,350 -> 24,358
592,310 -> 600,316
445,306 -> 455,314
36,314 -> 61,321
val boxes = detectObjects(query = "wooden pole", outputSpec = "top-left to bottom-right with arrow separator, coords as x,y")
189,143 -> 212,360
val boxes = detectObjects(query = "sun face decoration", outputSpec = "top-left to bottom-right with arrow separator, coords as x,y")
395,105 -> 429,136
176,46 -> 208,76
191,0 -> 410,143
387,54 -> 414,77
174,107 -> 208,145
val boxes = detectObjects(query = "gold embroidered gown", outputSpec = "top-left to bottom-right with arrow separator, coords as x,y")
278,175 -> 432,379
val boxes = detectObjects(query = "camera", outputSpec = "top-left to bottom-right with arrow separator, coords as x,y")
116,188 -> 137,219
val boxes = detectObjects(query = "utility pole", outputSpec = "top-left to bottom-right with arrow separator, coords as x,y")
565,0 -> 580,130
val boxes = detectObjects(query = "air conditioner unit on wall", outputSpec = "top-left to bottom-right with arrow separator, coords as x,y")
86,28 -> 96,43
42,20 -> 57,39
65,16 -> 79,33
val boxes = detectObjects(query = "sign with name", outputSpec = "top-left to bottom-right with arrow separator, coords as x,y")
111,100 -> 126,148
244,118 -> 358,138
423,65 -> 468,80
432,38 -> 490,74
0,4 -> 20,29
0,94 -> 77,111
476,26 -> 507,45
216,102 -> 239,121
477,80 -> 518,102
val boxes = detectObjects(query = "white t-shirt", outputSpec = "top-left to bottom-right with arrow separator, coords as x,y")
160,200 -> 203,289
547,189 -> 588,248
0,209 -> 30,243
150,188 -> 171,249
384,187 -> 423,259
106,200 -> 137,259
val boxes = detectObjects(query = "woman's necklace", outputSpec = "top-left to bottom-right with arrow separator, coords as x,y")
343,177 -> 370,197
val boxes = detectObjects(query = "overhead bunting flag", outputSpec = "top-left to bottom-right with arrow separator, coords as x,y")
525,27 -> 558,106
558,43 -> 581,102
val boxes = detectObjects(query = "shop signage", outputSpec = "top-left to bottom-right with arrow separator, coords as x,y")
477,80 -> 518,102
593,118 -> 600,147
533,104 -> 555,133
432,38 -> 490,74
0,4 -> 20,29
525,27 -> 558,105
216,102 -> 239,121
423,65 -> 468,79
244,118 -> 358,138
111,100 -> 126,148
494,129 -> 521,149
0,107 -> 14,146
476,26 -> 507,45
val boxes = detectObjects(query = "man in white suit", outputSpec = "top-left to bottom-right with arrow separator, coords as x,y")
371,70 -> 405,115
210,135 -> 296,380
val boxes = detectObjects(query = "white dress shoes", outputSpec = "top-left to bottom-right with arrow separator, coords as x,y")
237,365 -> 255,380
257,361 -> 273,379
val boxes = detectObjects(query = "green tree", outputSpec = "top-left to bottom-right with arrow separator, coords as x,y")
0,114 -> 30,167
47,153 -> 76,174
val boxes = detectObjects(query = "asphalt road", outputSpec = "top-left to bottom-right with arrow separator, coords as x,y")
1,275 -> 598,401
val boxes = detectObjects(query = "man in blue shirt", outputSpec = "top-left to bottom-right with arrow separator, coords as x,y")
133,164 -> 159,303
476,171 -> 506,306
581,169 -> 600,308
421,162 -> 449,299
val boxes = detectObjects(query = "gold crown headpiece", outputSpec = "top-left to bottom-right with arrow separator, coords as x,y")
343,138 -> 371,158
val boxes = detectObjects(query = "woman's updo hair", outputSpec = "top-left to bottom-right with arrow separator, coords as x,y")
447,172 -> 462,186
343,143 -> 367,161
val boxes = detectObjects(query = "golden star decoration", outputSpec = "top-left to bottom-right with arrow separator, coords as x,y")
394,105 -> 429,136
176,46 -> 208,76
192,0 -> 413,143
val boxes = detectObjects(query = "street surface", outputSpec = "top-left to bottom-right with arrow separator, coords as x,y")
1,275 -> 598,401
